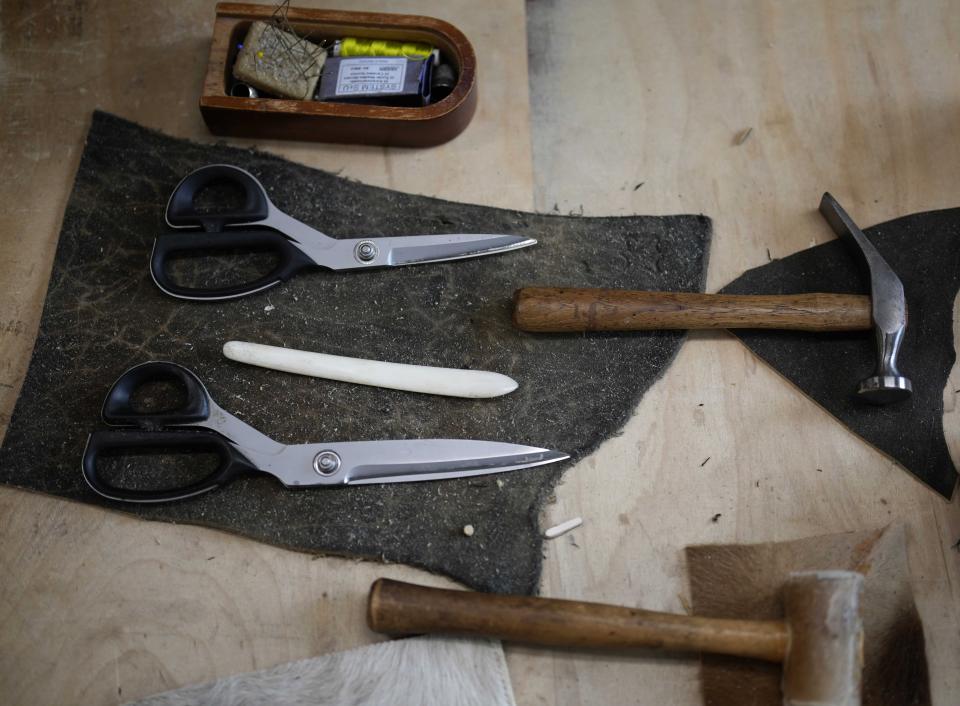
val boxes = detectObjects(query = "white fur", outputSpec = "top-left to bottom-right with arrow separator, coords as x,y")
127,636 -> 516,706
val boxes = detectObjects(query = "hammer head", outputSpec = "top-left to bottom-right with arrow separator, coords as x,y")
819,194 -> 912,404
782,570 -> 864,706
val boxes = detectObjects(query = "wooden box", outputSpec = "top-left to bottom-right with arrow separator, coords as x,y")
200,3 -> 478,146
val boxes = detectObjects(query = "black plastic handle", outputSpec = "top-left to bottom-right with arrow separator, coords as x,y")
149,229 -> 317,300
81,429 -> 257,503
101,361 -> 211,427
166,164 -> 270,231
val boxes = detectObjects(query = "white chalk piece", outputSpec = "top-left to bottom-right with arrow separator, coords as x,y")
544,516 -> 583,539
223,341 -> 519,398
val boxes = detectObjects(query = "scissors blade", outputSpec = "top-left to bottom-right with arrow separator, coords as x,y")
305,234 -> 536,270
260,439 -> 568,487
384,234 -> 536,266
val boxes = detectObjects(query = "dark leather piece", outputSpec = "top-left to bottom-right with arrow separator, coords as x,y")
722,209 -> 960,498
0,111 -> 710,594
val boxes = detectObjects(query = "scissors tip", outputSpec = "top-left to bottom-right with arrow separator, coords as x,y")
386,234 -> 536,267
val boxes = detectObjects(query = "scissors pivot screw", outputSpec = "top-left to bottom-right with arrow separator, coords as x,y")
354,240 -> 379,262
313,450 -> 342,476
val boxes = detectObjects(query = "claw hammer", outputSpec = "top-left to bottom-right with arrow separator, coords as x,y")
513,194 -> 911,404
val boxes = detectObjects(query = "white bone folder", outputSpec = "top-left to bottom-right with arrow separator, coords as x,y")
222,341 -> 519,398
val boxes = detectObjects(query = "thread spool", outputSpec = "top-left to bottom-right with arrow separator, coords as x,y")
333,37 -> 435,60
230,82 -> 259,98
431,63 -> 457,102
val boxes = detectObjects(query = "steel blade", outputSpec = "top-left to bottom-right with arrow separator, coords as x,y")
260,439 -> 568,487
385,234 -> 536,266
302,234 -> 536,270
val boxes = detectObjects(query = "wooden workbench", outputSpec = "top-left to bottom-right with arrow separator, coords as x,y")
1,1 -> 957,703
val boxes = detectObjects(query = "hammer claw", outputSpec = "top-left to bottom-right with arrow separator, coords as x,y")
819,193 -> 912,403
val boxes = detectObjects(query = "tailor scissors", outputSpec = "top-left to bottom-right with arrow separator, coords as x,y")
81,362 -> 568,503
149,164 -> 536,300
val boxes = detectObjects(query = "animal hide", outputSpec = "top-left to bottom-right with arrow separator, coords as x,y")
126,636 -> 515,706
686,524 -> 929,706
721,207 -> 960,499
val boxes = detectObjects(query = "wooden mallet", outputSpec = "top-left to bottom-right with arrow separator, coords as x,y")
368,571 -> 864,706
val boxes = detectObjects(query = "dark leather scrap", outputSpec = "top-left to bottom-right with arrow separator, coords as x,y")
0,111 -> 711,594
722,209 -> 960,498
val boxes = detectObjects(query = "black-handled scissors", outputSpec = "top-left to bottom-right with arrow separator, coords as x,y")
150,164 -> 536,301
81,362 -> 568,503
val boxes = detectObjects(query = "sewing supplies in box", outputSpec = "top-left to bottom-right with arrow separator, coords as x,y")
230,20 -> 456,107
200,5 -> 477,145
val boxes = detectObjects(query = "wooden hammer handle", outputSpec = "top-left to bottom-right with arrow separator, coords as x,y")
512,288 -> 873,332
368,579 -> 788,663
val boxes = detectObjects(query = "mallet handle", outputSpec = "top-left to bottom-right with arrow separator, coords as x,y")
368,579 -> 788,663
513,288 -> 873,332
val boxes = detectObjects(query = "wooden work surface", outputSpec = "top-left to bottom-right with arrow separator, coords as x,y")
1,1 -> 957,703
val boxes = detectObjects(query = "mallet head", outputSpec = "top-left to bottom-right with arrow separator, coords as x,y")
782,570 -> 864,706
819,193 -> 912,404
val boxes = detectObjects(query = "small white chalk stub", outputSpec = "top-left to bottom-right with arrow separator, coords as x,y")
544,516 -> 582,539
462,524 -> 475,537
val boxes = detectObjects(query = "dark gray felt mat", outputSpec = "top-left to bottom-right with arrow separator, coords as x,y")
722,208 -> 960,498
0,112 -> 710,593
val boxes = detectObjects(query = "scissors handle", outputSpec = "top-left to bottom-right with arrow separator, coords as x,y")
150,229 -> 316,300
166,164 -> 269,231
81,429 -> 256,503
101,361 -> 213,427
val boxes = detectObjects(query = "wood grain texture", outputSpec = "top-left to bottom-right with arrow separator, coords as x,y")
518,2 -> 960,705
1,2 -> 959,706
367,579 -> 789,662
513,288 -> 873,332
